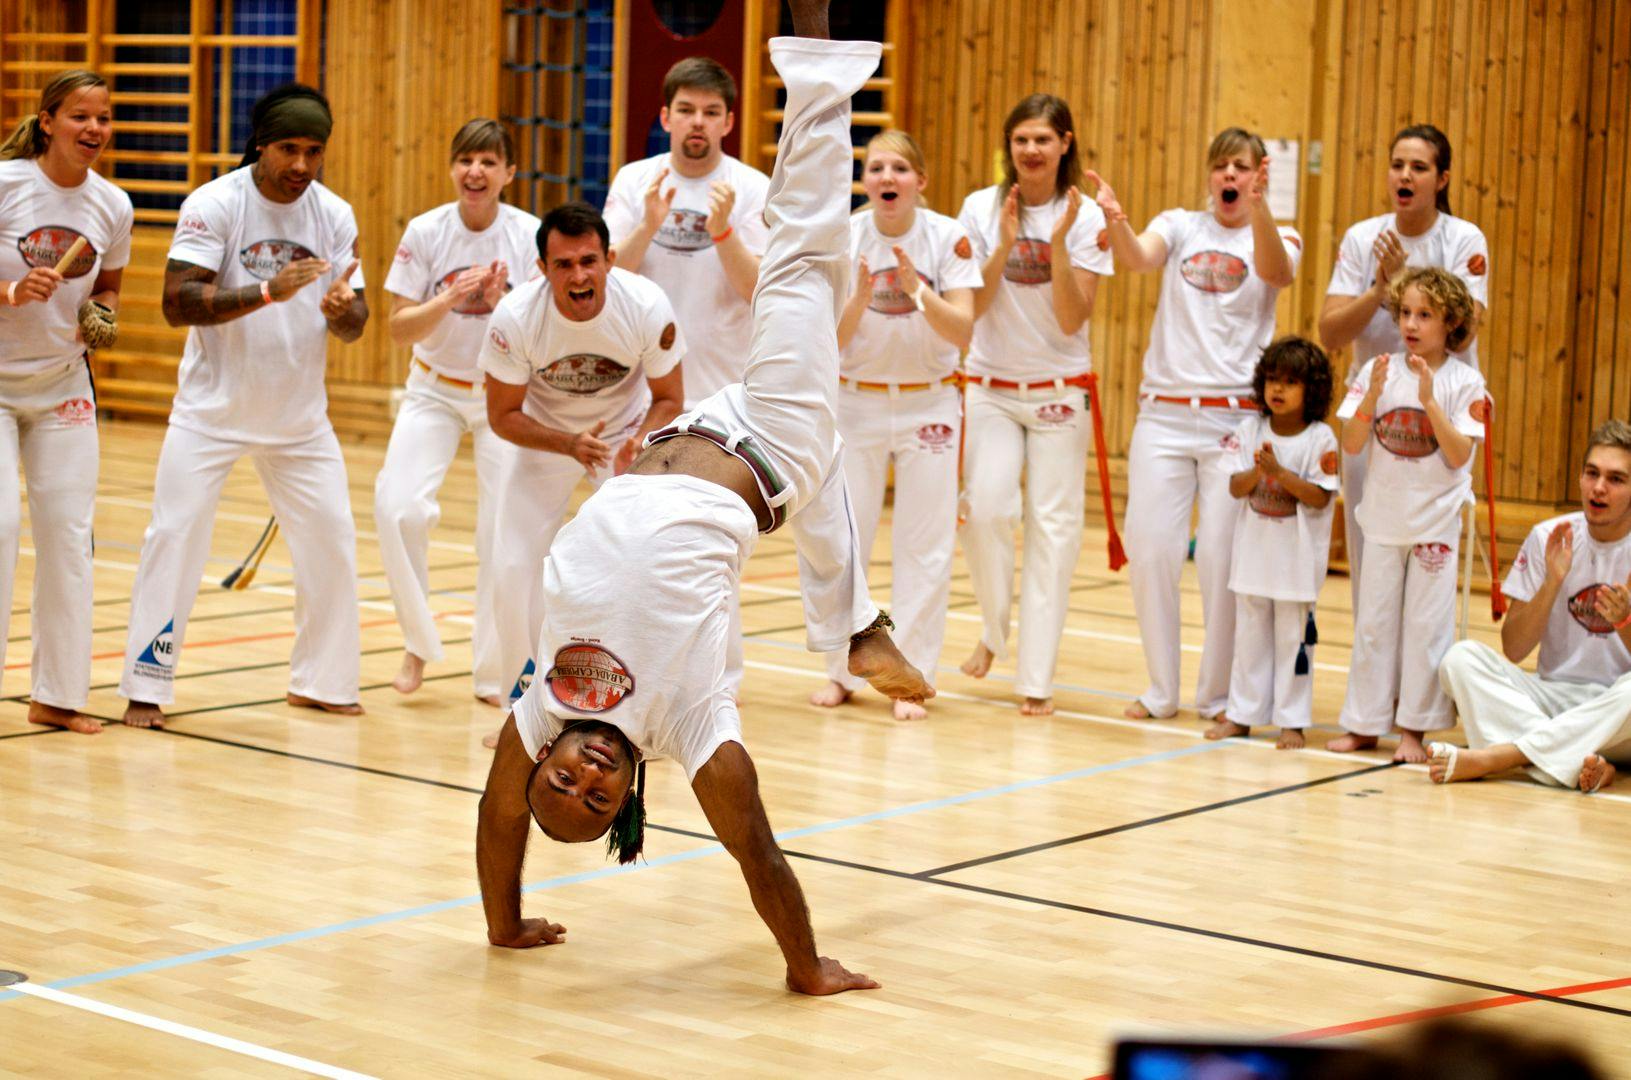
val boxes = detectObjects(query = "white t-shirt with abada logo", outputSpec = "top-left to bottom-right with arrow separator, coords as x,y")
1504,512 -> 1631,685
166,166 -> 364,444
841,207 -> 983,383
383,201 -> 542,382
1224,413 -> 1340,602
477,267 -> 684,437
1139,208 -> 1303,397
602,152 -> 769,408
1325,212 -> 1489,369
0,158 -> 133,374
511,472 -> 753,780
1336,352 -> 1486,546
956,184 -> 1114,382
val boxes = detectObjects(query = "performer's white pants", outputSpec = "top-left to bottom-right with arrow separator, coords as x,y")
1338,537 -> 1458,735
373,364 -> 509,697
1227,595 -> 1313,729
960,382 -> 1089,699
120,423 -> 361,706
0,362 -> 98,709
1438,640 -> 1631,788
824,384 -> 958,689
1124,398 -> 1251,717
670,37 -> 882,654
491,439 -> 618,701
1340,448 -> 1368,612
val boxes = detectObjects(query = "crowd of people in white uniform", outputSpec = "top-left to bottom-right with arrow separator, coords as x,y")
4,56 -> 1629,800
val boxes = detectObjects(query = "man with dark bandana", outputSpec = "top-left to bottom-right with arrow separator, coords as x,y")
119,83 -> 370,729
476,0 -> 928,995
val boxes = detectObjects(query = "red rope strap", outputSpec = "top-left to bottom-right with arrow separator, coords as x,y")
1086,373 -> 1128,571
1481,395 -> 1506,620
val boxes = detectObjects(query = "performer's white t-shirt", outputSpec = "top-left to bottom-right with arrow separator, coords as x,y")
478,268 -> 684,436
512,473 -> 753,780
1503,513 -> 1631,686
0,158 -> 132,373
1139,208 -> 1303,397
166,167 -> 364,444
842,207 -> 983,383
1224,414 -> 1340,602
957,185 -> 1113,381
383,202 -> 541,381
1336,352 -> 1486,546
602,152 -> 769,406
1326,212 -> 1489,369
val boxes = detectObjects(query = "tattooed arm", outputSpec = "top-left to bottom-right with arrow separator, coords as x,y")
161,257 -> 330,327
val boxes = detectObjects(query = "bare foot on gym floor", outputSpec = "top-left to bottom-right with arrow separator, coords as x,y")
286,693 -> 364,716
1393,729 -> 1429,763
1580,753 -> 1618,792
1205,718 -> 1249,740
1124,699 -> 1176,720
481,728 -> 502,749
393,651 -> 425,694
809,680 -> 852,707
1020,696 -> 1054,716
1326,732 -> 1378,753
121,701 -> 166,730
893,698 -> 927,721
475,693 -> 504,708
959,642 -> 993,679
1276,728 -> 1306,750
849,629 -> 934,703
29,701 -> 101,734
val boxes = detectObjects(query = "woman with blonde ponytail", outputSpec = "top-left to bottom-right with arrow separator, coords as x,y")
0,69 -> 134,734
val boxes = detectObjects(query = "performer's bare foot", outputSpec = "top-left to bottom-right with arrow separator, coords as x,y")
286,693 -> 364,716
1326,732 -> 1378,753
481,728 -> 501,750
1205,718 -> 1250,740
475,693 -> 504,708
1277,728 -> 1306,750
121,701 -> 166,730
1123,699 -> 1176,720
959,642 -> 993,679
393,651 -> 425,694
1580,753 -> 1618,792
1393,729 -> 1429,763
848,629 -> 933,703
28,701 -> 100,734
809,681 -> 852,707
893,698 -> 927,721
1020,696 -> 1054,716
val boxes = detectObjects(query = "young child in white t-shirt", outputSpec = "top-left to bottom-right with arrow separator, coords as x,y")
1333,267 -> 1488,762
1213,337 -> 1340,749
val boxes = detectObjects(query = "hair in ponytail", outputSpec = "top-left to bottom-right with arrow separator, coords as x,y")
0,69 -> 106,161
1391,123 -> 1453,215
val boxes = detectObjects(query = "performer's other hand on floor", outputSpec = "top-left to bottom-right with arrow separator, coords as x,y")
786,955 -> 879,996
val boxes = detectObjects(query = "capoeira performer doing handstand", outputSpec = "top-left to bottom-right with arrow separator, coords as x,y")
478,200 -> 686,730
477,12 -> 930,994
377,119 -> 540,705
1090,129 -> 1301,722
1434,420 -> 1631,792
808,129 -> 978,721
0,69 -> 132,735
120,84 -> 368,728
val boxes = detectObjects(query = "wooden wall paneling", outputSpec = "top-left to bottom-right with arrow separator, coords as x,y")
1568,0 -> 1612,460
1598,3 -> 1631,428
1539,2 -> 1587,500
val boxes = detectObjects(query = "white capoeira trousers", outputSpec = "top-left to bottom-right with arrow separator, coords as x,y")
1227,595 -> 1313,729
1124,397 -> 1252,717
0,362 -> 98,710
1338,536 -> 1458,735
960,382 -> 1089,699
374,365 -> 509,697
1438,640 -> 1631,788
665,37 -> 883,653
824,384 -> 958,690
1340,447 -> 1369,611
119,423 -> 361,706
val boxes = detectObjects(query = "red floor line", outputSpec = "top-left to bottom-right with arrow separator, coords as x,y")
1084,974 -> 1631,1078
4,609 -> 474,671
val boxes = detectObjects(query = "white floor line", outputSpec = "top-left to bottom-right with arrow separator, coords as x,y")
93,494 -> 480,555
10,981 -> 378,1079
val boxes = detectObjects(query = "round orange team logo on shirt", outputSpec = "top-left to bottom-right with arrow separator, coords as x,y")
18,225 -> 97,278
1320,450 -> 1340,475
1568,584 -> 1618,635
953,236 -> 973,260
547,642 -> 635,712
1179,250 -> 1247,293
1468,397 -> 1490,424
1248,475 -> 1297,518
1003,238 -> 1052,285
1467,254 -> 1487,276
1374,406 -> 1439,458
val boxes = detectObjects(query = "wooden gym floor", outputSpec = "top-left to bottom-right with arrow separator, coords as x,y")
1,420 -> 1627,1078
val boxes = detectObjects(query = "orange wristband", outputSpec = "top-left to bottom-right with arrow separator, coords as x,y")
1353,410 -> 1373,423
710,225 -> 733,244
1615,609 -> 1631,631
